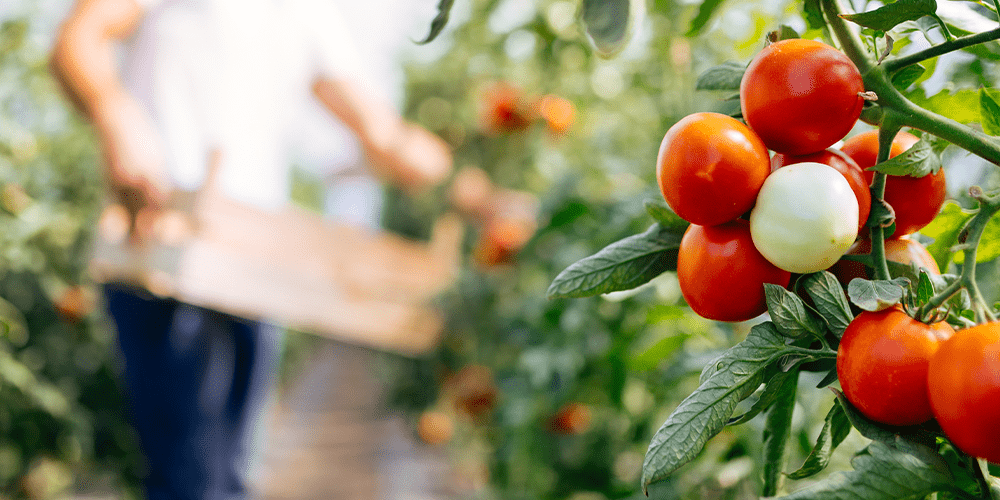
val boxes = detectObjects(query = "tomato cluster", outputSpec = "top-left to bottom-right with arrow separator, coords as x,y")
838,311 -> 1000,463
658,38 -> 949,322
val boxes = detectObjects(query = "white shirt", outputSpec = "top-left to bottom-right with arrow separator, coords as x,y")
123,0 -> 365,209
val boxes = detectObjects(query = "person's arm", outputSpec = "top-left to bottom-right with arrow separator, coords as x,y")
51,0 -> 169,216
313,77 -> 452,193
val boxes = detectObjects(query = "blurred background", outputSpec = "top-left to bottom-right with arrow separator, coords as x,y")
1,0 -> 998,498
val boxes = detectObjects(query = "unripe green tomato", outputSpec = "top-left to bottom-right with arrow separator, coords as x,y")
749,162 -> 859,273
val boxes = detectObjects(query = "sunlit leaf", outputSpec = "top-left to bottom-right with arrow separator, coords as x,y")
547,223 -> 682,298
644,199 -> 690,231
980,88 -> 1000,136
868,135 -> 947,177
906,88 -> 980,124
840,0 -> 938,32
847,278 -> 908,311
920,202 -> 972,271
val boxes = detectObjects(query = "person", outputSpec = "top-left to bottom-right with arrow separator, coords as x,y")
49,0 -> 453,498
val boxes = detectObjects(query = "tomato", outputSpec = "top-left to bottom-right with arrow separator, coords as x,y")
749,162 -> 859,273
656,112 -> 770,226
740,39 -> 864,155
928,323 -> 1000,463
837,308 -> 954,426
479,82 -> 535,134
549,402 -> 592,435
829,236 -> 941,284
538,94 -> 575,135
772,148 -> 870,230
840,130 -> 947,236
677,220 -> 791,322
417,410 -> 454,445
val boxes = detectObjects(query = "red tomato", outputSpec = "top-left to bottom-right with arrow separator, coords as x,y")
479,83 -> 535,134
928,323 -> 1000,463
676,220 -> 791,322
656,112 -> 771,226
837,308 -> 954,426
740,39 -> 864,155
772,148 -> 871,230
829,236 -> 941,284
840,130 -> 947,236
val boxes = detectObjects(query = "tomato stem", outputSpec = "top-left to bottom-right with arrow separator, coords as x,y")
868,122 -> 902,282
823,0 -> 1000,166
956,188 -> 1000,323
882,27 -> 1000,75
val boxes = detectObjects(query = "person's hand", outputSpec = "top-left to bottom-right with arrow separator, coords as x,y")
376,123 -> 453,193
92,93 -> 170,243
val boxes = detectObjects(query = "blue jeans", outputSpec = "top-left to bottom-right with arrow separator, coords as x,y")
104,285 -> 281,500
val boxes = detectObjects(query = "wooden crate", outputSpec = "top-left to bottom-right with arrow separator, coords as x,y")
89,192 -> 462,356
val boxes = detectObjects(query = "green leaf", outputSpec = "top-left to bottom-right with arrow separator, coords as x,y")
414,0 -> 455,45
847,278 -> 908,311
729,366 -> 798,425
777,440 -> 953,499
906,88 -> 980,124
815,366 -> 839,388
765,284 -> 827,339
980,88 -> 1000,136
762,368 -> 798,496
581,0 -> 635,57
975,211 -> 1000,263
831,388 -> 900,443
644,199 -> 690,231
916,271 -> 935,305
695,61 -> 746,91
891,64 -> 925,91
867,136 -> 946,177
839,0 -> 937,32
641,323 -> 819,492
629,333 -> 688,371
800,272 -> 854,338
547,224 -> 682,299
773,24 -> 800,41
920,202 -> 972,271
802,0 -> 825,29
787,400 -> 852,480
686,0 -> 727,36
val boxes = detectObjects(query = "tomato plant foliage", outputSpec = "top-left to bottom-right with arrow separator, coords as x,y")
540,0 -> 1000,497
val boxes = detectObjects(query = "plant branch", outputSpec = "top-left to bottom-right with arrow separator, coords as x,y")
883,27 -> 1000,74
950,187 -> 1000,323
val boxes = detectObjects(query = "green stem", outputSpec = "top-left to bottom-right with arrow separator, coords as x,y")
823,0 -> 1000,165
931,14 -> 956,41
965,452 -> 994,499
869,121 -> 902,281
883,27 -> 1000,74
958,187 -> 1000,323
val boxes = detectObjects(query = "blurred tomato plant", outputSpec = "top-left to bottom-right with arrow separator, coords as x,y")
0,13 -> 144,499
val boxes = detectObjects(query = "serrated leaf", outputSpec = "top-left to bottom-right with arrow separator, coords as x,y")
920,202 -> 972,271
787,400 -> 852,480
696,61 -> 745,91
762,368 -> 798,496
840,0 -> 937,32
644,199 -> 690,231
642,323 -> 822,492
916,271 -> 935,304
980,88 -> 1000,136
891,64 -> 925,91
414,0 -> 455,44
582,0 -> 634,57
800,272 -> 853,338
777,439 -> 953,500
802,0 -> 825,29
765,284 -> 827,339
686,0 -> 727,36
847,277 -> 909,311
547,223 -> 682,298
868,136 -> 946,177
